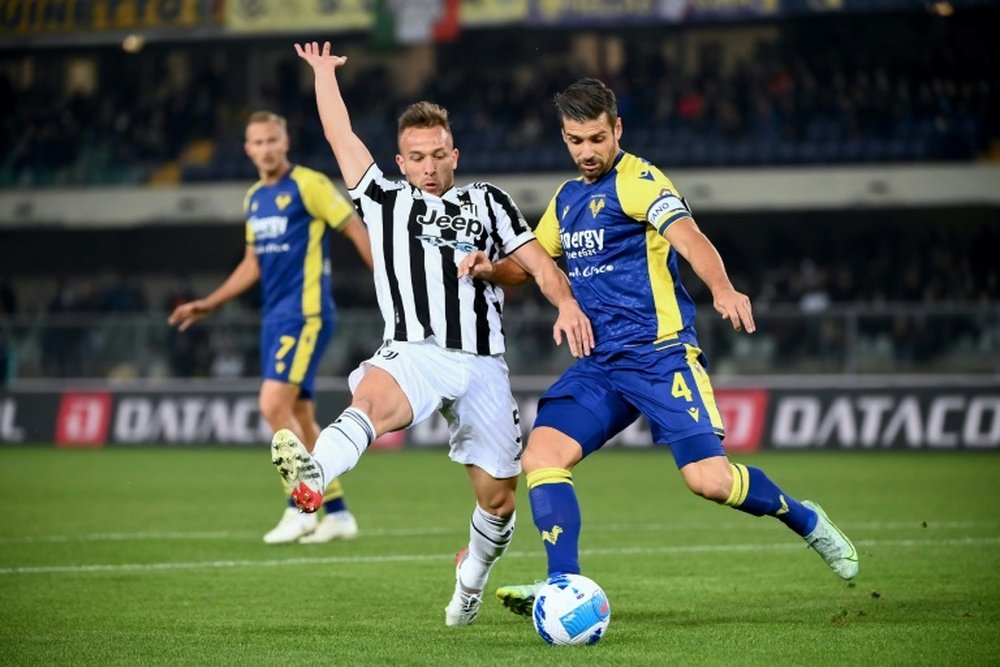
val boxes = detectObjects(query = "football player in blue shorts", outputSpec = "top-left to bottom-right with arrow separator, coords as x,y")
168,111 -> 373,545
459,78 -> 858,616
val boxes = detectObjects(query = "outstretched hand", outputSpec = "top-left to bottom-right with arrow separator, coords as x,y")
713,287 -> 756,333
457,251 -> 493,280
167,299 -> 213,332
294,41 -> 347,71
553,300 -> 595,358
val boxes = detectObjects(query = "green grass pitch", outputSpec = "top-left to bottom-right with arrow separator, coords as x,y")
1,447 -> 998,666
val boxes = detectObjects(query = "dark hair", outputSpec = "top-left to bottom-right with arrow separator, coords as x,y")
554,78 -> 618,124
397,101 -> 451,137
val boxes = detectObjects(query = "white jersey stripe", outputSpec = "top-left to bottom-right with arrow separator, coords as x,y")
350,163 -> 534,355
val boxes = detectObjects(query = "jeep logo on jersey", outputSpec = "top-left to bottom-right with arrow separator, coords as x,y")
415,210 -> 485,238
250,215 -> 288,240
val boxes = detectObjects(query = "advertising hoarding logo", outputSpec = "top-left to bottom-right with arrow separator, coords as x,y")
715,389 -> 768,452
55,392 -> 112,447
771,393 -> 1000,449
0,398 -> 25,442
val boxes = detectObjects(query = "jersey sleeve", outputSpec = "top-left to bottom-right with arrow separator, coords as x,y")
243,188 -> 256,244
534,190 -> 564,259
484,184 -> 535,256
617,163 -> 693,236
298,168 -> 356,231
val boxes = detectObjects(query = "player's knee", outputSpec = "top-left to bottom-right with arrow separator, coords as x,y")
520,428 -> 581,474
259,396 -> 292,429
681,463 -> 733,503
479,487 -> 516,518
520,445 -> 545,473
520,445 -> 572,475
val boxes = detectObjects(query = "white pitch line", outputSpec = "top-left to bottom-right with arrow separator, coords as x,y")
0,526 -> 460,544
0,520 -> 990,545
1,536 -> 997,576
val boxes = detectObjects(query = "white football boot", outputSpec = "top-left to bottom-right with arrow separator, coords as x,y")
299,510 -> 359,544
263,507 -> 318,545
445,548 -> 483,627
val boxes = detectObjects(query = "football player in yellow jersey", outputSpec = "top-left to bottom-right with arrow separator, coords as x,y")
168,111 -> 373,544
460,78 -> 858,615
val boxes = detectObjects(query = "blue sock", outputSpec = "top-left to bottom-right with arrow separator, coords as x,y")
527,468 -> 581,577
323,497 -> 347,514
725,463 -> 817,536
323,477 -> 348,514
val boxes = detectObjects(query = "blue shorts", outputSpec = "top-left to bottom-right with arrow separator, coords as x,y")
534,343 -> 726,468
260,316 -> 334,400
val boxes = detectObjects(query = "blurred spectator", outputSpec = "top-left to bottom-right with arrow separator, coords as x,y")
2,8 -> 998,185
101,274 -> 147,312
209,328 -> 245,379
41,278 -> 93,376
0,276 -> 16,317
0,325 -> 12,386
163,273 -> 197,313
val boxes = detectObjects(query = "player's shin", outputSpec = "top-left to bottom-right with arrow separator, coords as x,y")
527,468 -> 582,577
312,407 -> 376,479
459,505 -> 515,591
725,463 -> 818,536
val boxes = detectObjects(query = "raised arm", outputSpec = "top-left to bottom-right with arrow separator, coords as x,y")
294,41 -> 374,188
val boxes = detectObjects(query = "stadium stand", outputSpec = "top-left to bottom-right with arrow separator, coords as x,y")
0,3 -> 997,380
2,9 -> 998,186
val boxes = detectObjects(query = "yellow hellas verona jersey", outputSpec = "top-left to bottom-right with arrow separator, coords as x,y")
535,151 -> 698,353
244,165 -> 356,321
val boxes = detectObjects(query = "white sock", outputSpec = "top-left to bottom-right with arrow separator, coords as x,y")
312,408 -> 376,481
458,505 -> 515,592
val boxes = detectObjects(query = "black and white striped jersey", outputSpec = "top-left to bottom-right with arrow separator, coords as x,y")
349,163 -> 535,355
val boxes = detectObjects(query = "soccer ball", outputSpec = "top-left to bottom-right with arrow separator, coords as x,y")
532,573 -> 611,645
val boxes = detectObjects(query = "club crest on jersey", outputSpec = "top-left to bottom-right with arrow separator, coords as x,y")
588,196 -> 606,218
275,193 -> 292,210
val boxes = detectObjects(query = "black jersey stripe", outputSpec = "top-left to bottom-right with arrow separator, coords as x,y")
479,193 -> 504,350
484,183 -> 530,236
380,188 -> 407,341
406,197 -> 434,340
354,165 -> 530,355
441,196 -> 465,349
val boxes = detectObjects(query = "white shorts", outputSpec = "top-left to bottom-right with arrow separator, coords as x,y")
348,339 -> 522,479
